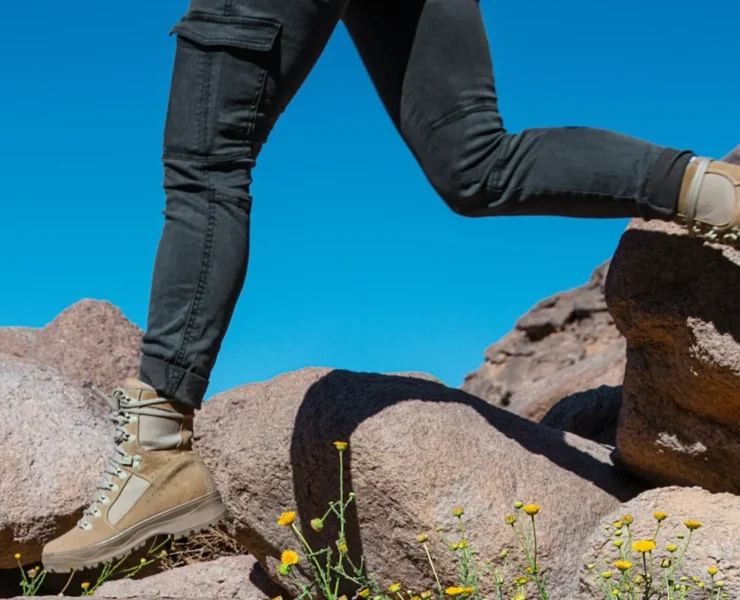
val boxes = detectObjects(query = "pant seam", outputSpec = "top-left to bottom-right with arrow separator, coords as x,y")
198,52 -> 213,154
169,185 -> 217,393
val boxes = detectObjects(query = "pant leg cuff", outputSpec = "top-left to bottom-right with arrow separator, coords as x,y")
643,148 -> 695,219
139,355 -> 209,409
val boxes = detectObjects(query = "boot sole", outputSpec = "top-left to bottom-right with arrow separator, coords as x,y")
41,491 -> 227,573
679,217 -> 740,247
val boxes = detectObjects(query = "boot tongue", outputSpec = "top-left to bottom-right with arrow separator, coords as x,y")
123,379 -> 160,402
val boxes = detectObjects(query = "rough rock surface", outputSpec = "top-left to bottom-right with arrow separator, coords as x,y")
196,367 -> 645,600
0,299 -> 142,396
578,486 -> 740,599
541,385 -> 623,446
463,262 -> 626,422
605,218 -> 740,493
95,555 -> 285,599
0,357 -> 110,568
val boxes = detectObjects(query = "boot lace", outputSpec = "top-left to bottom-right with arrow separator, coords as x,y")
77,387 -> 185,531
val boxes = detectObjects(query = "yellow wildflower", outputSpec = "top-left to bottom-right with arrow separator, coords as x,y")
457,540 -> 469,549
334,441 -> 348,451
522,504 -> 540,516
622,515 -> 634,525
632,540 -> 656,553
81,582 -> 90,590
633,575 -> 645,585
708,567 -> 719,576
281,550 -> 299,566
684,520 -> 702,531
514,576 -> 530,586
388,583 -> 402,594
615,561 -> 632,572
653,511 -> 668,522
416,533 -> 429,543
513,595 -> 525,600
505,514 -> 517,525
421,592 -> 433,600
337,540 -> 348,553
13,553 -> 20,560
525,565 -> 541,574
358,589 -> 370,599
613,521 -> 624,530
277,511 -> 296,526
451,506 -> 465,517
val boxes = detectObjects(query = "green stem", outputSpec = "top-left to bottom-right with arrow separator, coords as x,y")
531,516 -> 538,572
292,524 -> 332,598
423,543 -> 443,598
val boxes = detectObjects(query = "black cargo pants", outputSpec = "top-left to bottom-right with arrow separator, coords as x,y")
139,0 -> 694,407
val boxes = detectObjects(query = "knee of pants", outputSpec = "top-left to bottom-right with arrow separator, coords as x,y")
425,164 -> 502,218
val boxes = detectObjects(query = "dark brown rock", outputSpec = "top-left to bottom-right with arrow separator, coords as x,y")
541,385 -> 623,446
606,218 -> 740,493
463,262 -> 626,421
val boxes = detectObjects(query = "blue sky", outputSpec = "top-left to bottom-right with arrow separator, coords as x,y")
1,0 -> 738,399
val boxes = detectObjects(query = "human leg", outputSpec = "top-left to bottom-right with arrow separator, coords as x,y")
342,0 -> 739,241
43,0 -> 349,571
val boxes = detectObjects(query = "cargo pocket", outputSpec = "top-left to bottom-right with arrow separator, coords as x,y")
163,12 -> 281,157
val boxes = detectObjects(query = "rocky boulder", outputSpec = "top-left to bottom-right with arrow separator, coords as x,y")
605,218 -> 740,493
578,486 -> 740,598
540,385 -> 622,446
0,299 -> 142,397
95,555 -> 285,600
196,367 -> 645,600
0,357 -> 110,568
463,262 -> 626,422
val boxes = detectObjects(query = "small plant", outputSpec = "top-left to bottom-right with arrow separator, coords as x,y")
272,442 -> 732,600
13,535 -> 170,596
274,440 -> 379,600
586,513 -> 729,600
14,554 -> 46,597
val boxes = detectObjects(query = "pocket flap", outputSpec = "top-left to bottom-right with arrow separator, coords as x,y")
171,13 -> 280,52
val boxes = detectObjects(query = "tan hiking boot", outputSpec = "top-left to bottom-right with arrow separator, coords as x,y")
675,157 -> 740,246
42,379 -> 226,573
